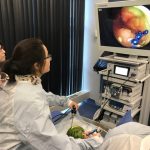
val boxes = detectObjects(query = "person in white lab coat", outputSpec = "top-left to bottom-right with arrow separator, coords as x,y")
0,38 -> 102,150
100,122 -> 150,150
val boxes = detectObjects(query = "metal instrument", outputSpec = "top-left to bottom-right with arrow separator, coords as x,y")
86,127 -> 102,136
70,105 -> 76,128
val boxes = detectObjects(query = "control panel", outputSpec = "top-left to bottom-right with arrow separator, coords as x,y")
107,63 -> 146,80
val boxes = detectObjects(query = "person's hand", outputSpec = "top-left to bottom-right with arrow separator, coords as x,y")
68,100 -> 79,110
89,132 -> 101,137
83,130 -> 101,139
82,130 -> 90,139
83,130 -> 103,143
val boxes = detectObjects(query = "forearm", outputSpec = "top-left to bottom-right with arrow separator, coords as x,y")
46,91 -> 69,107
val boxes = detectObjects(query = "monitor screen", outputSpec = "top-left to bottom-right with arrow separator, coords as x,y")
96,1 -> 150,56
114,65 -> 129,76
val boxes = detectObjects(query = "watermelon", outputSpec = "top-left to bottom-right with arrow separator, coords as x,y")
67,126 -> 85,139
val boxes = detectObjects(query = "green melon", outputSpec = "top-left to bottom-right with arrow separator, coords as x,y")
67,126 -> 85,139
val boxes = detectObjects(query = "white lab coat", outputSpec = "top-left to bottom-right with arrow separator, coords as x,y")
100,122 -> 150,150
0,79 -> 102,150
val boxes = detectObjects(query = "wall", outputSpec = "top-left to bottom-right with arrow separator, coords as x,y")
82,0 -> 106,103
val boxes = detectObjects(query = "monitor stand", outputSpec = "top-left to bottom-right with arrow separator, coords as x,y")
113,54 -> 148,64
129,55 -> 138,60
113,53 -> 137,62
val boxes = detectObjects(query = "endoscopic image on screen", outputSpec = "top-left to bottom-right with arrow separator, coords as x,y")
98,5 -> 150,50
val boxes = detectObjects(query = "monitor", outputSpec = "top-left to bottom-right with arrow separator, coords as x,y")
114,65 -> 129,76
95,0 -> 150,56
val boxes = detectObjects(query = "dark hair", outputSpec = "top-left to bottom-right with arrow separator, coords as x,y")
0,41 -> 4,46
2,38 -> 46,83
0,41 -> 5,49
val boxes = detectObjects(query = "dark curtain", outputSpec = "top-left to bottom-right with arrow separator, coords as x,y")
0,0 -> 85,95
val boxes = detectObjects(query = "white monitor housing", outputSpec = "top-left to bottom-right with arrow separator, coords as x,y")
95,0 -> 150,56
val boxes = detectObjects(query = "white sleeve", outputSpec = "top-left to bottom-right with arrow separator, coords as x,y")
100,122 -> 150,150
45,91 -> 69,107
13,92 -> 102,150
100,134 -> 142,150
104,122 -> 150,140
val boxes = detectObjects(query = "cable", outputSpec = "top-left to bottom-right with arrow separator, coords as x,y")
94,70 -> 111,121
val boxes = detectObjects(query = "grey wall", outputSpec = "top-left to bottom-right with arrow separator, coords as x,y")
82,0 -> 107,103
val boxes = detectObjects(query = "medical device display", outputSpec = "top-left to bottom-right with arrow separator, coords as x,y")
95,0 -> 150,56
112,6 -> 150,48
114,66 -> 129,76
107,62 -> 146,80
